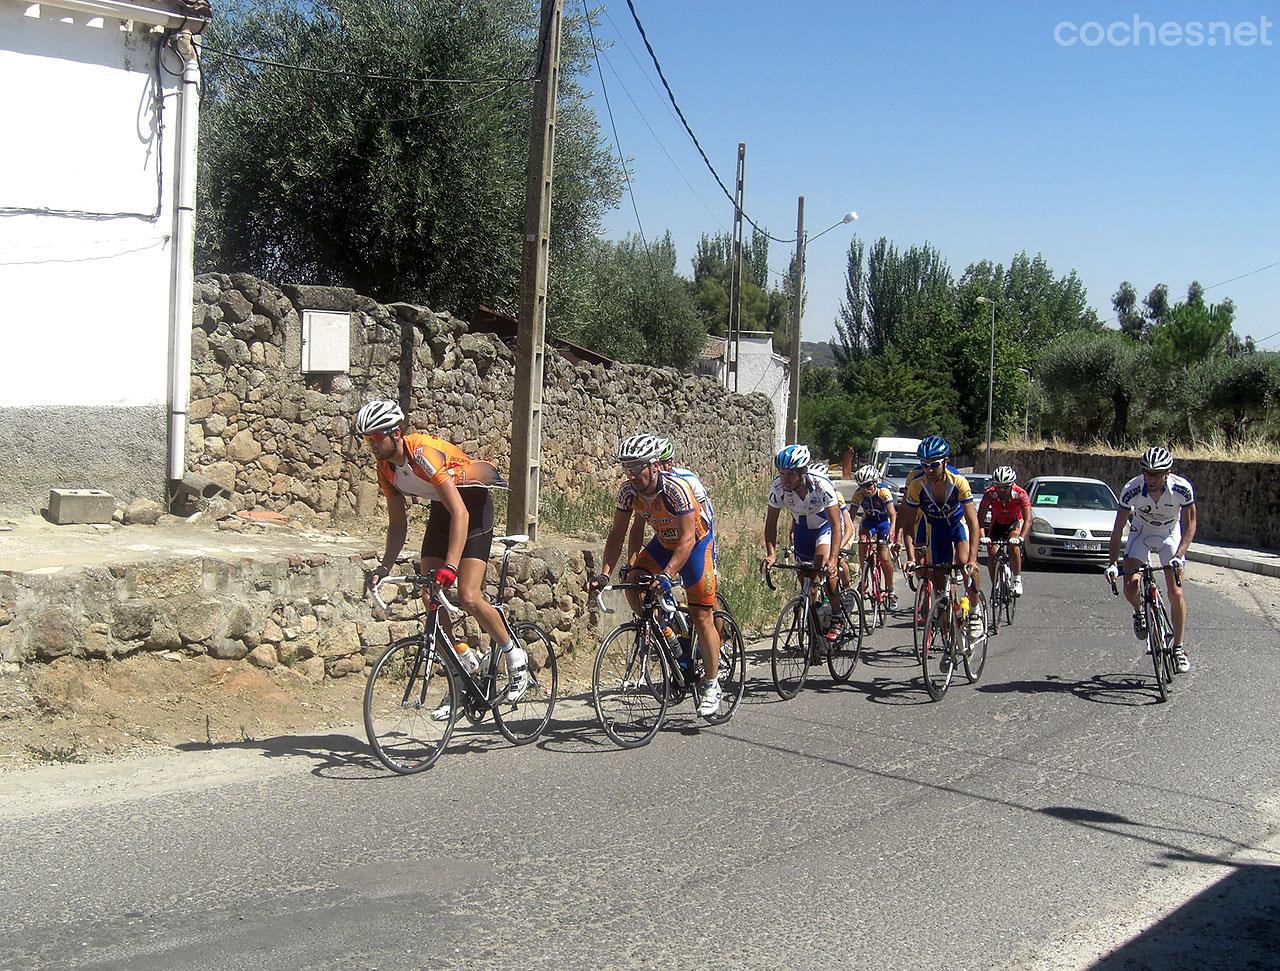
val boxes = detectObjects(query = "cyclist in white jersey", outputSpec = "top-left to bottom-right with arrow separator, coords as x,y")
762,445 -> 846,641
1105,446 -> 1197,672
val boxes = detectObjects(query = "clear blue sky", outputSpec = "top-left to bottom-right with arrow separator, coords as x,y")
580,1 -> 1280,348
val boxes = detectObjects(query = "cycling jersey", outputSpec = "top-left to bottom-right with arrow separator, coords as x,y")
978,484 -> 1031,527
1119,473 -> 1195,532
377,434 -> 504,501
671,466 -> 714,526
904,469 -> 974,526
617,472 -> 709,551
850,483 -> 895,525
767,473 -> 840,530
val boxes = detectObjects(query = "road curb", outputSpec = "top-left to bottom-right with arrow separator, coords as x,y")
1187,548 -> 1280,579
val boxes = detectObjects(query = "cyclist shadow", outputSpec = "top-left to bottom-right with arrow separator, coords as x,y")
175,732 -> 396,781
842,675 -> 934,706
976,672 -> 1164,707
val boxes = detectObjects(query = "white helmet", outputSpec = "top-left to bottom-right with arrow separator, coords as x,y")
992,465 -> 1017,485
808,463 -> 829,477
1140,446 -> 1173,472
854,464 -> 878,486
354,399 -> 404,435
617,433 -> 660,464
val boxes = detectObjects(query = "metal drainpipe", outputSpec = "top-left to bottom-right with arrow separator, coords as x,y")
166,30 -> 200,499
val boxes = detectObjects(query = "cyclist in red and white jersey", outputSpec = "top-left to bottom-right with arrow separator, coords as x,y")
978,466 -> 1031,596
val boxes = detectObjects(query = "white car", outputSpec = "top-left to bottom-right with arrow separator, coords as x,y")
1023,476 -> 1119,566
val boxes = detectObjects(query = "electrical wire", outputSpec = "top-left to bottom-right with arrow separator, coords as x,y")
1203,260 -> 1280,292
199,44 -> 532,84
583,2 -> 649,257
622,0 -> 793,244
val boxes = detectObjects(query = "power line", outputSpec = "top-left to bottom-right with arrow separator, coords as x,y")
353,79 -> 524,124
621,0 -> 793,245
583,3 -> 648,255
200,44 -> 532,85
1203,260 -> 1280,292
597,51 -> 726,232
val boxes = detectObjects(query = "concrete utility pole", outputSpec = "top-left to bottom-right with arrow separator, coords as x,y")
976,295 -> 997,471
726,143 -> 746,391
785,195 -> 805,444
509,0 -> 564,540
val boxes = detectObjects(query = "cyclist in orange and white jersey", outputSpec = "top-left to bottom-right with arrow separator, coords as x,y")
588,434 -> 723,716
355,399 -> 527,704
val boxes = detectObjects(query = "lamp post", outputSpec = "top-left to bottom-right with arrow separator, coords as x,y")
786,206 -> 858,443
975,296 -> 996,471
1016,367 -> 1031,440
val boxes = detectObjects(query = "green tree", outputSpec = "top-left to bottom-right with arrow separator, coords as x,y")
1113,281 -> 1147,340
574,232 -> 705,369
1150,297 -> 1235,371
1195,352 -> 1280,445
1038,329 -> 1152,444
197,0 -> 623,336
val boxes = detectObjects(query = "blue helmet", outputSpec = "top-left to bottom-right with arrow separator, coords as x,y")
774,444 -> 811,470
917,436 -> 949,462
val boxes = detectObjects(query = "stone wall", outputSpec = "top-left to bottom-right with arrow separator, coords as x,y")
187,273 -> 775,523
0,535 -> 596,677
992,446 -> 1280,548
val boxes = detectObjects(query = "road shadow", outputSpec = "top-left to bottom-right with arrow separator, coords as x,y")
977,672 -> 1164,707
1090,862 -> 1280,969
176,732 -> 395,781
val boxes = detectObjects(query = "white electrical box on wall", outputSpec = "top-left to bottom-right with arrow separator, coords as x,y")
301,310 -> 351,373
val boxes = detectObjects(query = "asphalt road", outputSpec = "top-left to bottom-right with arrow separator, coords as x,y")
2,563 -> 1279,971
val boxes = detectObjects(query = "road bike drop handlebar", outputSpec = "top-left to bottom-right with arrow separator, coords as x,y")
588,567 -> 675,615
370,574 -> 465,618
1107,562 -> 1183,597
978,536 -> 1023,547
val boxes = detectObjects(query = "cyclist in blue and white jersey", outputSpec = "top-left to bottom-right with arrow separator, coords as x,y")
763,445 -> 846,641
1105,446 -> 1197,672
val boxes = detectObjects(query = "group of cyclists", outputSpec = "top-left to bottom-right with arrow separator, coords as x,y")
353,396 -> 1199,717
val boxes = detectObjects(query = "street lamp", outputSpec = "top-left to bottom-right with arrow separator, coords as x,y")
975,296 -> 996,471
787,204 -> 858,443
1016,367 -> 1031,440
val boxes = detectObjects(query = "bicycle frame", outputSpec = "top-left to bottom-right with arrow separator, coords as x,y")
594,570 -> 700,693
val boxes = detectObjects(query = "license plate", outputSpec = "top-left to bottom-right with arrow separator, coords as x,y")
1063,540 -> 1100,551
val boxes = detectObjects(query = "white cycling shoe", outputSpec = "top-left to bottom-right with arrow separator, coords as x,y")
696,681 -> 723,717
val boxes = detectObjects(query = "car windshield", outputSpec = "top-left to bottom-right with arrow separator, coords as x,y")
884,460 -> 916,478
967,476 -> 992,493
1031,481 -> 1117,511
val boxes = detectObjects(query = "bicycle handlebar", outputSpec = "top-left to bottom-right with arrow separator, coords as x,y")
371,574 -> 463,618
1107,562 -> 1182,596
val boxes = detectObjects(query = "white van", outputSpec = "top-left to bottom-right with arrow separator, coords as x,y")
869,436 -> 922,471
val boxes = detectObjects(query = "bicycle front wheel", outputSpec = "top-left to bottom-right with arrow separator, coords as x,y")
1002,565 -> 1018,625
912,579 -> 932,663
771,596 -> 812,699
1147,600 -> 1173,701
828,587 -> 865,683
493,622 -> 559,745
364,637 -> 457,774
859,564 -> 881,635
964,591 -> 989,683
593,621 -> 670,748
920,600 -> 955,702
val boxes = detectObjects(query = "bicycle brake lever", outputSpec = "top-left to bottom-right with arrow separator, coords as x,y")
592,593 -> 616,615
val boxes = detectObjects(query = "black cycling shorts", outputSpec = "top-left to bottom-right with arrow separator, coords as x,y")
421,488 -> 494,563
989,520 -> 1022,543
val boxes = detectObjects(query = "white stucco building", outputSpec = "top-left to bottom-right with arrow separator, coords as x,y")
0,0 -> 206,511
699,332 -> 790,451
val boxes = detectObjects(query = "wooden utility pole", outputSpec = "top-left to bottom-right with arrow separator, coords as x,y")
786,196 -> 805,444
509,0 -> 563,540
726,142 -> 746,391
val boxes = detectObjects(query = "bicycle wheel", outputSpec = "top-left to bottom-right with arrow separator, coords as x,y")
1145,600 -> 1170,702
920,599 -> 956,702
493,622 -> 559,745
696,609 -> 746,725
364,637 -> 457,774
873,559 -> 888,627
1155,601 -> 1178,683
1003,564 -> 1017,626
964,590 -> 989,683
771,595 -> 811,700
828,587 -> 865,683
858,564 -> 879,636
913,578 -> 932,663
593,621 -> 670,748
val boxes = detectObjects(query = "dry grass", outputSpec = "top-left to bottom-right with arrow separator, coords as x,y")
995,434 -> 1280,464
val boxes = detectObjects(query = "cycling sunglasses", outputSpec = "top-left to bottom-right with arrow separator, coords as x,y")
921,459 -> 945,469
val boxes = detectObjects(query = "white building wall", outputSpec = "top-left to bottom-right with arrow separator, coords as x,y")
733,333 -> 789,452
0,1 -> 180,507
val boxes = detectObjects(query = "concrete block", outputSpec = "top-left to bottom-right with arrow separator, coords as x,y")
48,489 -> 115,525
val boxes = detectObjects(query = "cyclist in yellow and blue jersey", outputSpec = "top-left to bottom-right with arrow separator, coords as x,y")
850,464 -> 898,609
899,435 -> 984,640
